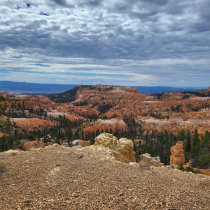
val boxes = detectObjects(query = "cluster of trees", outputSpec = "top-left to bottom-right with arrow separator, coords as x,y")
186,129 -> 210,169
0,135 -> 20,152
97,104 -> 113,114
0,96 -> 9,129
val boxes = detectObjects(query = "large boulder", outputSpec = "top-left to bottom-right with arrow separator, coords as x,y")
170,141 -> 185,168
140,153 -> 164,167
93,133 -> 136,163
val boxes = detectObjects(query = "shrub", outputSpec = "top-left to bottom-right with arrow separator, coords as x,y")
186,167 -> 194,173
177,164 -> 185,171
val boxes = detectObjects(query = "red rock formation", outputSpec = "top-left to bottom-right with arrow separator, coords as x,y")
0,132 -> 5,137
11,118 -> 55,131
2,85 -> 210,141
82,118 -> 128,135
170,141 -> 185,168
78,140 -> 90,147
18,140 -> 46,150
195,86 -> 210,96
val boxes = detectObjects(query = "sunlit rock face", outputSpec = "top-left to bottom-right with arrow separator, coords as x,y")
93,132 -> 136,163
170,141 -> 185,168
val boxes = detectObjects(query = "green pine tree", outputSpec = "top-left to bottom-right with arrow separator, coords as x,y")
185,131 -> 191,152
192,129 -> 199,158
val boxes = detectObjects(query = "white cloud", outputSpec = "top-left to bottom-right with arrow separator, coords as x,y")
0,0 -> 210,87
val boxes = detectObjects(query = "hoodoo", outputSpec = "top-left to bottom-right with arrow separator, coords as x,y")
170,141 -> 185,168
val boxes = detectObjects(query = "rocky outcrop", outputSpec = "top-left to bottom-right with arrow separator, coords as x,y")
20,140 -> 46,150
170,141 -> 185,168
49,85 -> 140,103
93,132 -> 136,163
140,153 -> 164,167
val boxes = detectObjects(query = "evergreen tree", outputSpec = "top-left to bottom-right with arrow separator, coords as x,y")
200,131 -> 210,150
109,127 -> 112,134
192,129 -> 199,158
185,131 -> 191,152
55,136 -> 60,144
179,129 -> 185,142
96,129 -> 100,136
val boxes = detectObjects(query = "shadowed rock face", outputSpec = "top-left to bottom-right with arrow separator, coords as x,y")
93,132 -> 136,163
170,141 -> 185,168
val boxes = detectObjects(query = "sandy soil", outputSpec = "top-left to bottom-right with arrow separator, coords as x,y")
0,145 -> 210,209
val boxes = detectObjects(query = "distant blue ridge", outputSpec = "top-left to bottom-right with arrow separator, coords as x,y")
0,81 -> 205,95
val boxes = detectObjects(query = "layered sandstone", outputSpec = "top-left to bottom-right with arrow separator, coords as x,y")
93,132 -> 136,163
170,141 -> 185,168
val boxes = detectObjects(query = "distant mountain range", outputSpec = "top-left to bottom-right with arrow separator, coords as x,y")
133,86 -> 200,95
0,81 -> 206,95
0,81 -> 75,95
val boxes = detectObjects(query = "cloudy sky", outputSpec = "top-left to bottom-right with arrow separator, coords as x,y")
0,0 -> 210,87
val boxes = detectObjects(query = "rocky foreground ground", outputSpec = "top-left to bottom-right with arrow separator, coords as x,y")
0,145 -> 210,210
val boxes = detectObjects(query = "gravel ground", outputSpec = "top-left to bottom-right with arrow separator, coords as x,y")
0,145 -> 210,210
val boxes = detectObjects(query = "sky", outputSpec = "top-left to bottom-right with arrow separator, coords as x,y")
0,0 -> 210,87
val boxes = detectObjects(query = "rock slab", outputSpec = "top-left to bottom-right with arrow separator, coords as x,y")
140,153 -> 164,167
94,132 -> 136,163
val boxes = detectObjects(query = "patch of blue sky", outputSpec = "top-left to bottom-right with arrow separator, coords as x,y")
1,69 -> 130,79
0,69 -> 10,74
30,64 -> 51,67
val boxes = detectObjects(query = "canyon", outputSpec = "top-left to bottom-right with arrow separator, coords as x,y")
1,85 -> 210,137
1,85 -> 210,208
0,85 -> 210,169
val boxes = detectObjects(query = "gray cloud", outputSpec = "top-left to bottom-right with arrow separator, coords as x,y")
0,0 -> 209,86
51,0 -> 74,8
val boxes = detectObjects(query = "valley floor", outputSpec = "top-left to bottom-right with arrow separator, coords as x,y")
0,145 -> 210,209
